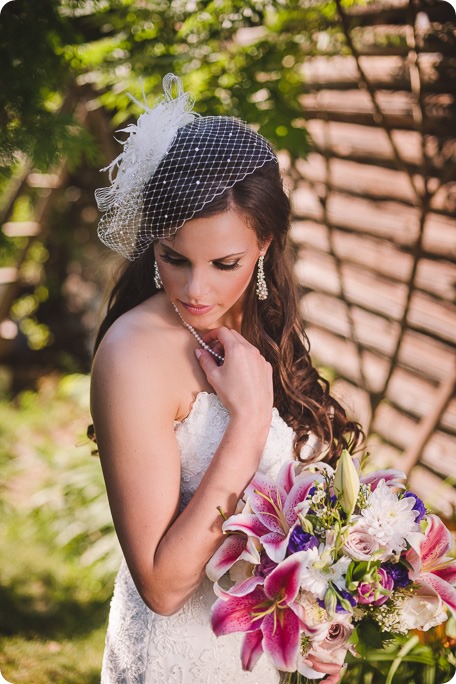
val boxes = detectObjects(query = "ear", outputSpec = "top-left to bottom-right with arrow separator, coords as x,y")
259,236 -> 273,257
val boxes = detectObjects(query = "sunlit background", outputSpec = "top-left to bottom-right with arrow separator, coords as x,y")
0,0 -> 455,682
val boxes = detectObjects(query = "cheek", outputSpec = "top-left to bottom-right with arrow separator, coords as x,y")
225,267 -> 256,298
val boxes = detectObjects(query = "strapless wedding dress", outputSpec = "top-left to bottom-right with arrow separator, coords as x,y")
101,392 -> 315,683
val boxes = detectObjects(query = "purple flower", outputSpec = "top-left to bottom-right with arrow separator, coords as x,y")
403,491 -> 426,521
287,526 -> 319,555
357,568 -> 394,606
335,588 -> 357,613
318,588 -> 357,613
382,561 -> 411,588
255,554 -> 278,578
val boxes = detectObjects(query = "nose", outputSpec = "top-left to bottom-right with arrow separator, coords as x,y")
184,268 -> 210,302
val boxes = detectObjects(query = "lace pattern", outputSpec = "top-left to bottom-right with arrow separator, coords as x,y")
101,393 -> 299,683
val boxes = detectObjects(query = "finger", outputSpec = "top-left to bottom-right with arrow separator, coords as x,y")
194,347 -> 220,376
200,327 -> 235,346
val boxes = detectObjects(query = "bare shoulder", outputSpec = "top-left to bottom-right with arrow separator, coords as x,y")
90,294 -> 181,423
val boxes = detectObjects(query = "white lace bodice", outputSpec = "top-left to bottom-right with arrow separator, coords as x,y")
101,392 -> 304,684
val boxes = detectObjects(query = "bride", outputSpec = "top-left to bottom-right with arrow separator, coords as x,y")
90,74 -> 360,683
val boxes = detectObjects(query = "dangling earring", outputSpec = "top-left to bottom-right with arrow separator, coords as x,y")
154,262 -> 163,289
256,255 -> 268,301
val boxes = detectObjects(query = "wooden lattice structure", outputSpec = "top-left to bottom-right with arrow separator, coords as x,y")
0,0 -> 454,516
288,0 -> 456,517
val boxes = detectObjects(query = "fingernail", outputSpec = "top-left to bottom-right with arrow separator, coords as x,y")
194,349 -> 202,359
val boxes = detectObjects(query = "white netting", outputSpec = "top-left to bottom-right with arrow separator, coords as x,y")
95,74 -> 277,260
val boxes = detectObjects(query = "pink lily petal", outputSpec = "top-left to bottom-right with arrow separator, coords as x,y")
276,460 -> 297,494
262,608 -> 300,672
261,531 -> 291,564
241,629 -> 264,671
206,534 -> 248,582
419,572 -> 456,617
223,513 -> 270,539
433,563 -> 456,585
211,588 -> 265,636
361,469 -> 406,490
226,575 -> 265,597
420,515 -> 453,570
245,474 -> 288,535
264,551 -> 304,604
405,546 -> 422,579
284,474 -> 320,526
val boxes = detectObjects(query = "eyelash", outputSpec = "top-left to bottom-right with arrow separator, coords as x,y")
159,253 -> 241,271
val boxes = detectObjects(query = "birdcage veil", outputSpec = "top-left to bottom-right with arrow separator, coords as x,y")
95,74 -> 277,260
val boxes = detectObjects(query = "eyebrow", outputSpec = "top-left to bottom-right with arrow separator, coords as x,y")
159,242 -> 246,260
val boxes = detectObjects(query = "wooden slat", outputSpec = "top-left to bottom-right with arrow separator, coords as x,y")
307,325 -> 390,392
2,221 -> 41,238
292,186 -> 456,259
408,466 -> 456,519
0,267 -> 18,285
301,54 -> 445,92
296,153 -> 456,216
387,368 -> 456,432
292,221 -> 414,282
296,238 -> 456,303
373,402 -> 456,480
402,369 -> 456,472
408,291 -> 456,344
27,173 -> 62,189
296,154 -> 417,204
295,251 -> 409,319
300,89 -> 455,134
308,322 -> 456,393
305,120 -> 456,175
301,294 -> 455,382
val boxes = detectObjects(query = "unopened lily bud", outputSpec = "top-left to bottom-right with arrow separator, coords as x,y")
334,449 -> 360,517
298,514 -> 314,534
324,586 -> 338,617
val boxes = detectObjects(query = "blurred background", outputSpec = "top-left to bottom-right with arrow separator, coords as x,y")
0,0 -> 455,682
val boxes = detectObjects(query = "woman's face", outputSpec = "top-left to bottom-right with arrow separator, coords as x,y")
154,210 -> 270,330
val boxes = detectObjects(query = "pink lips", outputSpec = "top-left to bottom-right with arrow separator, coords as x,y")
180,301 -> 214,316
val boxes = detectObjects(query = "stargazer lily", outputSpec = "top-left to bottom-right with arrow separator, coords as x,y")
222,461 -> 322,563
206,533 -> 260,582
406,514 -> 456,617
211,551 -> 311,672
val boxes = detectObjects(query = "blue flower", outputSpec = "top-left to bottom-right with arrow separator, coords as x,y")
403,491 -> 426,521
287,526 -> 319,555
317,588 -> 357,613
382,561 -> 411,588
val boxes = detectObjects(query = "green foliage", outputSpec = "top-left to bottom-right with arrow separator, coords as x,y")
0,0 -> 93,171
0,0 -> 366,173
342,626 -> 456,684
0,373 -> 113,682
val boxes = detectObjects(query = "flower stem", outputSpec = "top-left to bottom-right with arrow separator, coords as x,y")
385,634 -> 420,684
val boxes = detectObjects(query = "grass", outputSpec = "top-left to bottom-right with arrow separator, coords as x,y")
0,373 -> 115,683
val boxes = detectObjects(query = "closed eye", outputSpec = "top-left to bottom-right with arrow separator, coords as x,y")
213,261 -> 241,271
159,253 -> 186,266
159,253 -> 240,271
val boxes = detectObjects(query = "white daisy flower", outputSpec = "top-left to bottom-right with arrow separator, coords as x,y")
360,480 -> 420,556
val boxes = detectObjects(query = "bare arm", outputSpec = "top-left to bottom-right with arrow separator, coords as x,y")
91,325 -> 273,616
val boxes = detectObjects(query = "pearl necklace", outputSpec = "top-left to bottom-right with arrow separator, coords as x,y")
172,304 -> 225,363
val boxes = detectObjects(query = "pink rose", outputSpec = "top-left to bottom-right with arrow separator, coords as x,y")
297,618 -> 352,680
357,567 -> 394,605
343,525 -> 379,560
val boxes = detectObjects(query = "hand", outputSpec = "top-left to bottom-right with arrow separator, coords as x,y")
303,658 -> 347,684
195,327 -> 273,428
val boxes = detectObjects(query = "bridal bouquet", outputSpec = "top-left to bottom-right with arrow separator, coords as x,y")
206,451 -> 456,680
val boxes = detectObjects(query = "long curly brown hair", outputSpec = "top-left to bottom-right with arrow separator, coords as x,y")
92,160 -> 362,464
